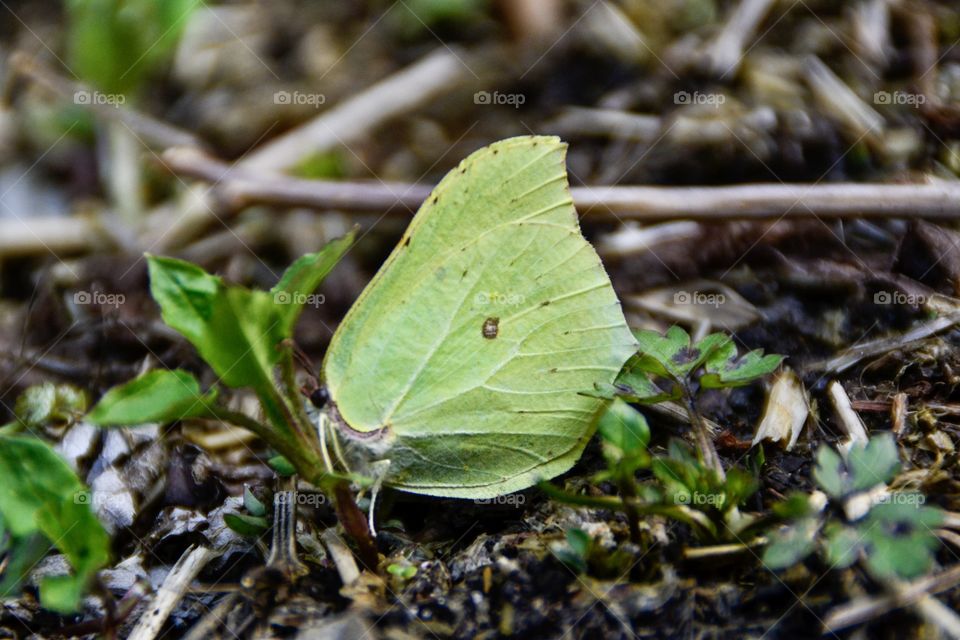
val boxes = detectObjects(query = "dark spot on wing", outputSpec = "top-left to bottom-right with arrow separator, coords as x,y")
540,300 -> 550,306
482,317 -> 499,339
403,237 -> 411,247
492,149 -> 499,154
432,195 -> 439,204
461,269 -> 468,279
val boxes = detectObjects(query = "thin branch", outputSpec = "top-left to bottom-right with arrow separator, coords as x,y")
164,146 -> 960,221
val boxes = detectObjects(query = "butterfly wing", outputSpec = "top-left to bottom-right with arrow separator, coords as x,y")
322,136 -> 637,498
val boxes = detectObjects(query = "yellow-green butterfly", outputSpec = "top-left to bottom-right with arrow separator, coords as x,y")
320,136 -> 637,498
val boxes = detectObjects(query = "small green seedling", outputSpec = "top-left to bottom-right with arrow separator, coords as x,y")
544,399 -> 762,543
224,487 -> 270,538
0,385 -> 109,613
764,433 -> 943,581
606,326 -> 782,475
545,329 -> 780,543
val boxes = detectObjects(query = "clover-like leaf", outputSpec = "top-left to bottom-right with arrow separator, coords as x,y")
88,369 -> 216,426
861,501 -> 943,580
605,361 -> 680,404
813,444 -> 847,499
763,518 -> 820,569
632,328 -> 733,381
848,433 -> 900,492
700,346 -> 783,389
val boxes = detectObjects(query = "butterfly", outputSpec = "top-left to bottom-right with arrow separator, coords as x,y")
319,136 -> 637,498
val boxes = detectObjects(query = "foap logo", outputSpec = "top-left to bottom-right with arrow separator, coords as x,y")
675,491 -> 725,507
475,291 -> 525,306
274,291 -> 326,307
274,91 -> 326,107
275,491 -> 327,507
475,494 -> 526,507
474,91 -> 525,109
74,90 -> 126,107
877,492 -> 926,507
874,91 -> 926,107
673,290 -> 725,308
873,291 -> 926,306
74,290 -> 125,308
674,91 -> 726,107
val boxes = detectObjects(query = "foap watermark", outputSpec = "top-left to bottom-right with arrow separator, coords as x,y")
874,91 -> 926,107
475,291 -> 525,306
274,90 -> 326,107
673,290 -> 725,308
675,491 -> 725,507
275,491 -> 327,507
474,494 -> 526,507
74,290 -> 125,308
877,492 -> 926,507
74,90 -> 126,107
873,291 -> 926,306
474,90 -> 525,109
274,291 -> 326,307
674,91 -> 726,107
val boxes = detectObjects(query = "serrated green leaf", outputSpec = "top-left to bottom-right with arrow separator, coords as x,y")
848,434 -> 900,492
700,348 -> 783,389
88,369 -> 215,426
0,435 -> 110,612
606,362 -> 679,404
861,501 -> 943,580
763,518 -> 820,569
147,255 -> 286,391
813,445 -> 847,498
271,233 -> 355,336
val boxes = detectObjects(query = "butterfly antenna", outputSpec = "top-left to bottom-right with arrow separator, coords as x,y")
316,411 -> 336,474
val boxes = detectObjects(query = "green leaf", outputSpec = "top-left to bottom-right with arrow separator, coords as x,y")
271,233 -> 355,336
268,455 -> 297,477
386,563 -> 418,579
147,255 -> 286,391
0,435 -> 110,612
597,399 -> 650,460
772,492 -> 818,519
848,434 -> 900,492
243,487 -> 268,518
88,369 -> 215,426
66,0 -> 198,94
700,346 -> 783,389
604,361 -> 679,404
812,445 -> 847,498
224,513 -> 269,537
823,522 -> 861,569
763,518 -> 820,569
860,501 -> 943,580
565,528 -> 591,559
